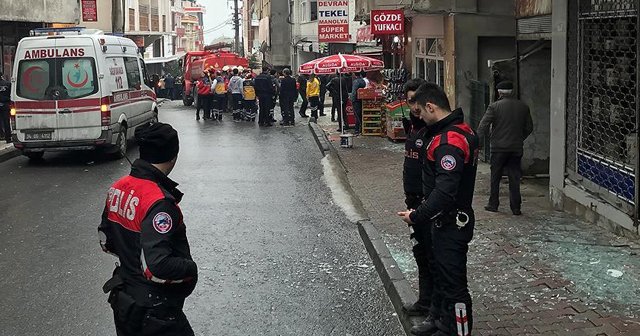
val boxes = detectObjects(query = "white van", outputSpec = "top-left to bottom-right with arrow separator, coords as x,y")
10,27 -> 158,160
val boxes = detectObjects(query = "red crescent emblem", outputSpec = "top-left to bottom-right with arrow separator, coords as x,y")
23,66 -> 45,93
66,70 -> 89,88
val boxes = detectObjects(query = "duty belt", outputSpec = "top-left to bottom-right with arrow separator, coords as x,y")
433,209 -> 470,229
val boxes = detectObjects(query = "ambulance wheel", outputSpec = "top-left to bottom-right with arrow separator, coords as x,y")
108,125 -> 128,160
24,152 -> 44,161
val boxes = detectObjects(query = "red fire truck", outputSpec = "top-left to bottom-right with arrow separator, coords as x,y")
181,46 -> 249,106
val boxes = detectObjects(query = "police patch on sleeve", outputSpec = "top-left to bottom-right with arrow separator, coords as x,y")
440,155 -> 457,171
152,212 -> 173,234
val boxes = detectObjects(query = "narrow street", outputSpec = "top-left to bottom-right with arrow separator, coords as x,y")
0,100 -> 404,336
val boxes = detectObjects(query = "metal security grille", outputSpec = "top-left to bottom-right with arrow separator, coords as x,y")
576,0 -> 638,206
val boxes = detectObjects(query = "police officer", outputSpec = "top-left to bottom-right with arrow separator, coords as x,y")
99,122 -> 198,336
254,67 -> 275,126
279,68 -> 298,126
401,78 -> 435,320
398,83 -> 478,336
0,72 -> 11,143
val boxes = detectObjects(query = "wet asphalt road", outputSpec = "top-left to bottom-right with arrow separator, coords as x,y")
0,100 -> 403,336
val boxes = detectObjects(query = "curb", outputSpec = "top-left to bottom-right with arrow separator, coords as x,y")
308,123 -> 419,335
357,220 -> 423,335
0,145 -> 19,163
308,122 -> 331,155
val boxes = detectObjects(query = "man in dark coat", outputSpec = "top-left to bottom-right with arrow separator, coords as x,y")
326,74 -> 350,131
477,81 -> 533,216
164,74 -> 175,100
254,67 -> 275,126
279,69 -> 298,126
0,72 -> 11,143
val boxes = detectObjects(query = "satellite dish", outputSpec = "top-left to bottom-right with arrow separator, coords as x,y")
259,41 -> 268,53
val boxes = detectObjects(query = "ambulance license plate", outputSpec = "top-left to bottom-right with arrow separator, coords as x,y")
25,132 -> 52,141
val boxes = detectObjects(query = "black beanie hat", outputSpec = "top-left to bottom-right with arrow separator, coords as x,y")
134,122 -> 179,164
496,81 -> 513,90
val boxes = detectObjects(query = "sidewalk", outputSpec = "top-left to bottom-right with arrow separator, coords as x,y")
316,118 -> 640,336
0,142 -> 18,163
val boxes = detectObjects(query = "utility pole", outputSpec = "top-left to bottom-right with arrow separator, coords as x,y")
233,0 -> 242,56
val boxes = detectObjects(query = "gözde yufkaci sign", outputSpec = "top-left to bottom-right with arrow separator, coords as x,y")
370,9 -> 404,35
318,1 -> 350,43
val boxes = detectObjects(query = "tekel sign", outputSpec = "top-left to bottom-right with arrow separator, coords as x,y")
318,1 -> 350,43
370,10 -> 404,35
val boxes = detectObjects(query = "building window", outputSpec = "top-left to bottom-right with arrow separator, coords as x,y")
414,38 -> 444,87
310,0 -> 317,21
300,0 -> 317,22
301,0 -> 308,22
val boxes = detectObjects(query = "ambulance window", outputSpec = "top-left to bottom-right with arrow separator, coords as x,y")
61,58 -> 98,98
107,57 -> 128,92
139,58 -> 151,87
17,58 -> 98,100
17,60 -> 51,100
124,57 -> 141,89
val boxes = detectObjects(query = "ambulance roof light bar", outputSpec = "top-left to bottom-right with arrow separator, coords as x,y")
30,27 -> 104,36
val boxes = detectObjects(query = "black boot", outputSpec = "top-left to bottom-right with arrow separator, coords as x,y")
403,302 -> 431,317
410,317 -> 437,335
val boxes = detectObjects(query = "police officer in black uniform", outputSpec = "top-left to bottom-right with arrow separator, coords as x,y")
399,83 -> 478,336
99,122 -> 198,336
0,72 -> 12,143
255,67 -> 275,127
401,78 -> 435,319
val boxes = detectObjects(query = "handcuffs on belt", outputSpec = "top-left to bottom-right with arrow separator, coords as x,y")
432,210 -> 470,229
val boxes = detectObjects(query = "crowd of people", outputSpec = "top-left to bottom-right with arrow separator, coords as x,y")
187,66 -> 387,131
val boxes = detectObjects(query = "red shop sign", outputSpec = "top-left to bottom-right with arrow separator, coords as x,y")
370,10 -> 404,35
82,0 -> 98,22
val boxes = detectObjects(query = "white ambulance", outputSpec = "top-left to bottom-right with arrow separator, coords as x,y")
10,27 -> 158,160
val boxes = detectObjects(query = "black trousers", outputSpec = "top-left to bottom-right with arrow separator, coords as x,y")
232,93 -> 243,118
431,219 -> 474,335
280,95 -> 295,123
213,94 -> 226,112
488,151 -> 523,211
406,194 -> 434,312
309,96 -> 320,119
0,105 -> 11,142
298,92 -> 308,116
352,100 -> 362,133
110,289 -> 194,336
319,92 -> 326,115
196,95 -> 211,118
335,99 -> 349,130
258,95 -> 272,125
